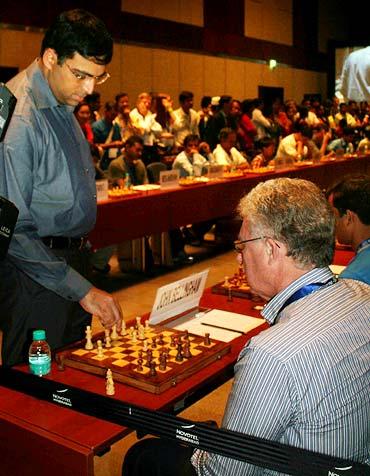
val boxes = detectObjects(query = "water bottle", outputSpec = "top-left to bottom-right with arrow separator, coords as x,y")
124,172 -> 131,189
28,329 -> 51,376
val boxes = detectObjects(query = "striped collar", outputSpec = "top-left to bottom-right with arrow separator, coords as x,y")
261,267 -> 335,325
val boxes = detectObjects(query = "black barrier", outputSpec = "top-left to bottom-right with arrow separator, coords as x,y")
0,367 -> 368,476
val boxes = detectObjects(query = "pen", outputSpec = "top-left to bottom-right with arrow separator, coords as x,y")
200,322 -> 244,334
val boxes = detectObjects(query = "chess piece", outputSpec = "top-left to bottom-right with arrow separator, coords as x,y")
158,334 -> 165,346
105,335 -> 112,348
149,361 -> 157,377
120,320 -> 127,336
183,341 -> 192,359
144,320 -> 150,332
223,276 -> 230,287
106,369 -> 115,395
151,337 -> 157,348
143,340 -> 148,352
85,326 -> 93,350
170,336 -> 176,348
146,349 -> 153,366
204,333 -> 211,346
97,340 -> 104,357
105,328 -> 110,340
111,324 -> 119,341
175,343 -> 183,362
136,316 -> 141,328
132,330 -> 138,343
137,358 -> 143,372
138,325 -> 145,340
159,352 -> 167,371
129,326 -> 134,338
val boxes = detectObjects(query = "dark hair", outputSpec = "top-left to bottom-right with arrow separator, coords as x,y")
41,9 -> 113,65
327,174 -> 370,224
74,101 -> 91,114
125,135 -> 144,148
219,95 -> 232,109
258,137 -> 275,149
183,134 -> 200,147
219,127 -> 235,141
115,92 -> 128,103
364,125 -> 370,139
342,127 -> 354,136
104,101 -> 116,112
293,122 -> 313,139
179,91 -> 194,103
200,96 -> 212,109
241,99 -> 254,115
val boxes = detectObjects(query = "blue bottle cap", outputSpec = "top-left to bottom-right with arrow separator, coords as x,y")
33,329 -> 46,340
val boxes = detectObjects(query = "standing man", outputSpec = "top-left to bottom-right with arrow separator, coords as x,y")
0,9 -> 122,366
327,174 -> 370,285
171,91 -> 199,148
122,178 -> 369,475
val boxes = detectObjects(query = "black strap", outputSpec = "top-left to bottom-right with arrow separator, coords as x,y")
0,368 -> 368,476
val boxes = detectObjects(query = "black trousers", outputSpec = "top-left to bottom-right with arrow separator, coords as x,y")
0,247 -> 92,366
122,438 -> 197,476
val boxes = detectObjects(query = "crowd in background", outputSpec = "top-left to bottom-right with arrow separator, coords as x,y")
74,90 -> 370,184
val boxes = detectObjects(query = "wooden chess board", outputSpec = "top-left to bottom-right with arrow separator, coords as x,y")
55,325 -> 230,394
211,267 -> 253,299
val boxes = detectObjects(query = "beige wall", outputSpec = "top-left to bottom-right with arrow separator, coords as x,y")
121,0 -> 204,26
0,28 -> 326,108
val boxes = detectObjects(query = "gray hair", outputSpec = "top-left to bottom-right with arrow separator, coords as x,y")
238,178 -> 335,268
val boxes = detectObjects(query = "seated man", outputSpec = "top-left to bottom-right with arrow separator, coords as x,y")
172,134 -> 210,177
327,174 -> 370,285
275,123 -> 314,164
327,126 -> 355,155
122,177 -> 370,476
250,137 -> 275,169
357,125 -> 370,154
109,135 -> 148,186
91,136 -> 149,273
213,128 -> 250,169
92,101 -> 124,170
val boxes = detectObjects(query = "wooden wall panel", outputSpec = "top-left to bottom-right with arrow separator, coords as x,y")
225,59 -> 246,102
152,49 -> 180,100
178,52 -> 204,107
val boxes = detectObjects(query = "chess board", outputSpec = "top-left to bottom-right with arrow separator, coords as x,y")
211,267 -> 254,299
55,325 -> 231,394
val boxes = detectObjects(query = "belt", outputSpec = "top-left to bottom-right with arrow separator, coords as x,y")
41,236 -> 88,250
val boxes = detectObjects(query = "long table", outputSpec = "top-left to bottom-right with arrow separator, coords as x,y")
90,155 -> 370,249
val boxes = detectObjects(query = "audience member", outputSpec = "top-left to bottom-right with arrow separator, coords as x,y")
74,101 -> 94,143
275,123 -> 314,163
171,90 -> 199,147
130,92 -> 162,164
327,126 -> 355,155
238,99 -> 257,156
85,91 -> 102,122
122,177 -> 369,476
335,102 -> 357,128
251,137 -> 275,169
172,134 -> 210,177
357,125 -> 370,153
205,95 -> 232,150
251,98 -> 272,140
327,174 -> 370,285
92,101 -> 124,170
114,92 -> 138,143
198,95 -> 213,142
213,128 -> 250,169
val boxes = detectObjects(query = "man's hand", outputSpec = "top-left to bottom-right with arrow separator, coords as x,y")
80,287 -> 123,331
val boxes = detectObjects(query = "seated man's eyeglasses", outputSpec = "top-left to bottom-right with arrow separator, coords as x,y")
65,62 -> 110,85
234,236 -> 281,252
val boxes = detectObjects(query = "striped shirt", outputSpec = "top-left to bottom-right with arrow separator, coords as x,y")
192,268 -> 370,475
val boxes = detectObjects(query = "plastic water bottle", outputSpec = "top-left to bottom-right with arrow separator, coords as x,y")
28,329 -> 51,376
124,172 -> 131,189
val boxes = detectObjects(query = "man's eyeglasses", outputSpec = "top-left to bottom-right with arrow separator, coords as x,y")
65,62 -> 110,85
234,236 -> 281,252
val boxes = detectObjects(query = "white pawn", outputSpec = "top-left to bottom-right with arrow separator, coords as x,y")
105,335 -> 112,348
144,320 -> 150,332
138,325 -> 145,340
120,320 -> 127,336
111,324 -> 118,341
85,325 -> 94,350
132,330 -> 138,343
106,369 -> 115,396
97,340 -> 104,357
136,316 -> 141,328
143,340 -> 148,352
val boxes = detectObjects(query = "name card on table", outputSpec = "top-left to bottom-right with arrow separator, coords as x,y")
149,269 -> 209,325
159,169 -> 180,189
96,179 -> 109,202
207,165 -> 224,179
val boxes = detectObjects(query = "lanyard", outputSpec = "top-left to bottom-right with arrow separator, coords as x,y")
357,238 -> 370,254
278,277 -> 337,317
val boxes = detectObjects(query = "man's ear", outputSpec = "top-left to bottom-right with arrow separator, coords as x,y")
42,48 -> 58,71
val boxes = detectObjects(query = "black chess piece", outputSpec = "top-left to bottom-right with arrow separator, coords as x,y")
204,333 -> 211,346
183,342 -> 192,358
175,343 -> 183,362
149,361 -> 157,377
